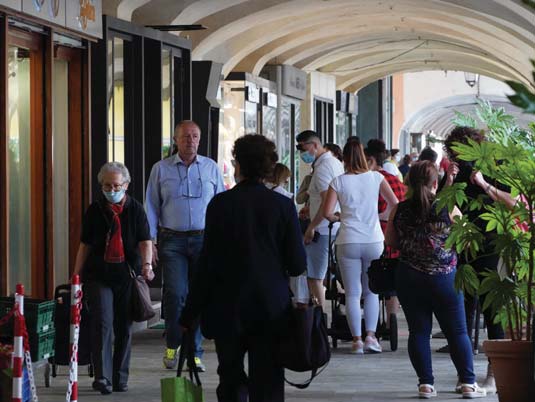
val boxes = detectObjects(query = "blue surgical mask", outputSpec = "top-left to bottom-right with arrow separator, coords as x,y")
103,188 -> 126,204
300,151 -> 315,164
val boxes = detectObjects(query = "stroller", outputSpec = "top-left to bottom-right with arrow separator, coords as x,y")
325,222 -> 398,351
45,284 -> 94,387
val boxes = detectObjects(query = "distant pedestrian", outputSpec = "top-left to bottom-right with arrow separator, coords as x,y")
398,154 -> 411,178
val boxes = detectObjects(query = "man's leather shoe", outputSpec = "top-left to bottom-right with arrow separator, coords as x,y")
92,380 -> 112,395
113,384 -> 128,392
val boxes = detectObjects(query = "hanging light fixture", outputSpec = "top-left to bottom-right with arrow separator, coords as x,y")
464,72 -> 479,88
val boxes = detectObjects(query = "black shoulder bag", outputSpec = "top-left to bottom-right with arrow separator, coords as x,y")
368,253 -> 398,294
278,303 -> 330,389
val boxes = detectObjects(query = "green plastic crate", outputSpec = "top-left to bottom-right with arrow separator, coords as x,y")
29,328 -> 55,362
0,297 -> 56,336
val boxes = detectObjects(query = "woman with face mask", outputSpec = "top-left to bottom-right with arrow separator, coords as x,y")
72,162 -> 153,395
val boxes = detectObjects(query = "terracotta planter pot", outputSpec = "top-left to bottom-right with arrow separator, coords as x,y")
483,340 -> 534,402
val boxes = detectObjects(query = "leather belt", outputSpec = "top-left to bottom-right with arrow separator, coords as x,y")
160,227 -> 204,237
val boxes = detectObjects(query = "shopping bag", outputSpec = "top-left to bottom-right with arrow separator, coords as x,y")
161,376 -> 204,402
161,330 -> 204,402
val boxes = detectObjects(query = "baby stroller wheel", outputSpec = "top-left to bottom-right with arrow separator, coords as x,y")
389,313 -> 398,351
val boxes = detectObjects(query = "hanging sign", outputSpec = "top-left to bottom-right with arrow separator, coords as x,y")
2,0 -> 102,38
22,0 -> 65,24
66,0 -> 102,38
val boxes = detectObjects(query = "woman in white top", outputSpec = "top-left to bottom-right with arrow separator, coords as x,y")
323,139 -> 398,354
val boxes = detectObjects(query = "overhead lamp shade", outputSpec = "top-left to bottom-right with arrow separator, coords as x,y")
464,72 -> 479,88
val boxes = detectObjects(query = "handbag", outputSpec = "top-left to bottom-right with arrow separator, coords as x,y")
130,268 -> 156,322
367,255 -> 398,294
278,303 -> 330,389
161,330 -> 204,402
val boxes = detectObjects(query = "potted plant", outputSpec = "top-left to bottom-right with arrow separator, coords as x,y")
437,66 -> 535,402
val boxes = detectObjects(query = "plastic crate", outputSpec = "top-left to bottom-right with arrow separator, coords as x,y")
0,297 -> 55,336
30,328 -> 55,362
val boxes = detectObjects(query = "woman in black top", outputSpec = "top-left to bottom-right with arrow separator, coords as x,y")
73,162 -> 153,395
180,135 -> 307,402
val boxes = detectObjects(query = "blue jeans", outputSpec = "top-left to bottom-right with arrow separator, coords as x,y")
159,232 -> 204,357
396,263 -> 475,385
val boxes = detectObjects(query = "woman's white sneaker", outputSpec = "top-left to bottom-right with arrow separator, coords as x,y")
350,340 -> 364,354
364,336 -> 382,353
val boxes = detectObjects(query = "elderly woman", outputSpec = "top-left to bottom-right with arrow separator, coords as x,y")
72,162 -> 153,395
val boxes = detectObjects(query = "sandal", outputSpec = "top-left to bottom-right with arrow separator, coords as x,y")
418,384 -> 437,399
460,383 -> 487,399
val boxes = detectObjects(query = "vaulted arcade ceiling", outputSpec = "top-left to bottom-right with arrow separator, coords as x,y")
104,0 -> 535,92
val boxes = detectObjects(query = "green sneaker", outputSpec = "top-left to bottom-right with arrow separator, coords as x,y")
163,347 -> 179,369
194,357 -> 206,372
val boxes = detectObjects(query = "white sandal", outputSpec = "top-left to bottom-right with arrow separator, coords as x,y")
460,383 -> 487,399
418,384 -> 437,399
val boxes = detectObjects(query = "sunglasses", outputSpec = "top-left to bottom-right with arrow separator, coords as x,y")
296,141 -> 314,152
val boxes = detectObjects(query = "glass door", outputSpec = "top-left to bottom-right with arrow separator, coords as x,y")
7,29 -> 45,297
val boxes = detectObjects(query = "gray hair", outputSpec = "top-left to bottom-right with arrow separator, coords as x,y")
97,162 -> 131,184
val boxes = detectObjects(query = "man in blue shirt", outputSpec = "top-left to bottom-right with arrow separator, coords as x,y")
145,120 -> 225,371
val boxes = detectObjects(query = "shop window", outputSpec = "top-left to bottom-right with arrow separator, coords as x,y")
7,45 -> 32,293
314,97 -> 334,143
108,37 -> 126,163
262,104 -> 276,142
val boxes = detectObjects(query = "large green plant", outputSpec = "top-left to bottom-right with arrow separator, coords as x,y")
438,85 -> 535,341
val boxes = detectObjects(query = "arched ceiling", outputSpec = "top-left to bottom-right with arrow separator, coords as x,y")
104,0 -> 535,92
400,94 -> 533,140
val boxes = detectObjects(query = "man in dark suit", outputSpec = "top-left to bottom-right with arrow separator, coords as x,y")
180,134 -> 307,402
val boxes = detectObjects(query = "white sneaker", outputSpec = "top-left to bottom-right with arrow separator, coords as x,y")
350,340 -> 364,354
418,384 -> 437,399
364,336 -> 382,353
461,383 -> 487,399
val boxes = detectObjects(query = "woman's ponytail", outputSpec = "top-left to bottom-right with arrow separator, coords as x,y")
406,161 -> 439,225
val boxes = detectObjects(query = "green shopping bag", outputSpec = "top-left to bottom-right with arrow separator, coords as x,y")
161,376 -> 204,402
161,331 -> 204,402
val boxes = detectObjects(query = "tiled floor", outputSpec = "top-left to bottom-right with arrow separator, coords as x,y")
35,310 -> 498,402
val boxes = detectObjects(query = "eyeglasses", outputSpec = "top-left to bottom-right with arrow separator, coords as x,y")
296,141 -> 314,152
178,163 -> 203,198
102,183 -> 125,191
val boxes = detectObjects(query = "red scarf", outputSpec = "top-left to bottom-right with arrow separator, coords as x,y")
104,202 -> 125,263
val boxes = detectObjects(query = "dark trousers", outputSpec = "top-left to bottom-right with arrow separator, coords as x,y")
396,264 -> 476,385
214,333 -> 284,402
86,278 -> 132,386
463,253 -> 505,340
